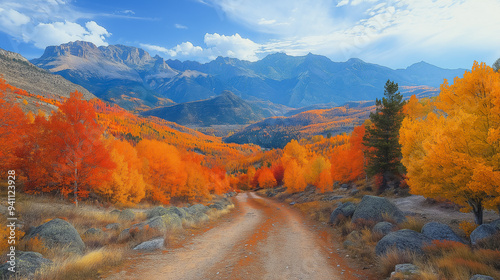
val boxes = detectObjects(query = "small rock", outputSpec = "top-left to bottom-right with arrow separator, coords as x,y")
105,223 -> 121,231
394,263 -> 419,275
133,238 -> 164,251
118,209 -> 135,221
470,275 -> 495,280
83,228 -> 104,236
289,202 -> 296,205
373,221 -> 395,236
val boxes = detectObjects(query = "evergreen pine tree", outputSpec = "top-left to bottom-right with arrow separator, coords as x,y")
363,80 -> 406,191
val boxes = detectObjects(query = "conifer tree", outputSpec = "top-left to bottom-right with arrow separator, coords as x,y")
363,80 -> 405,191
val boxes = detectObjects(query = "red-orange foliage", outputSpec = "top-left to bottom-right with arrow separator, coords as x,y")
136,139 -> 187,204
48,91 -> 115,205
330,125 -> 366,183
271,163 -> 285,186
0,78 -> 28,173
257,168 -> 277,188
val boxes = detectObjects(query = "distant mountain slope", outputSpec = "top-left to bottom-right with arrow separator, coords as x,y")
225,101 -> 376,148
31,41 -> 174,110
141,91 -> 286,126
32,41 -> 466,109
0,48 -> 94,100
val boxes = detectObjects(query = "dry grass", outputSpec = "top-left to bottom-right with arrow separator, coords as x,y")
292,200 -> 337,223
398,217 -> 425,232
41,248 -> 123,280
378,249 -> 418,277
416,240 -> 500,280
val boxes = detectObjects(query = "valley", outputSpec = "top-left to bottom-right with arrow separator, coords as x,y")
1,42 -> 500,280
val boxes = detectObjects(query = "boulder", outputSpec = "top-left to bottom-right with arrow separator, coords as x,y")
0,251 -> 52,279
24,218 -> 85,255
375,229 -> 432,256
110,209 -> 121,216
83,228 -> 104,237
161,213 -> 183,229
187,204 -> 210,215
133,238 -> 165,251
393,263 -> 419,275
489,219 -> 500,230
470,224 -> 499,245
208,202 -> 225,210
191,212 -> 210,224
352,195 -> 406,224
373,222 -> 395,236
470,275 -> 495,280
118,209 -> 135,221
421,222 -> 465,243
146,206 -> 169,219
105,223 -> 121,231
328,202 -> 356,224
165,207 -> 188,219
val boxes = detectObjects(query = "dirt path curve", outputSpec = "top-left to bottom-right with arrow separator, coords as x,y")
106,192 -> 363,280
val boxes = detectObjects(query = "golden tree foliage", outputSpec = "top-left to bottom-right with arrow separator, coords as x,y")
96,139 -> 146,206
400,62 -> 500,224
136,139 -> 187,204
283,159 -> 307,193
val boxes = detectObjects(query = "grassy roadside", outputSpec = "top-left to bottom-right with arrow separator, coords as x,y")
256,184 -> 500,280
0,193 -> 236,279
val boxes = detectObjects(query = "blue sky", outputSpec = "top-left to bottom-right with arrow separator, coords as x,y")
0,0 -> 499,69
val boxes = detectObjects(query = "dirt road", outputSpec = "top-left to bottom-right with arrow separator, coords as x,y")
107,192 -> 367,280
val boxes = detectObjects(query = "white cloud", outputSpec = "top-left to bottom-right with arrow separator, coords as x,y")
203,0 -> 500,68
141,33 -> 262,62
175,23 -> 188,29
0,0 -> 111,49
30,20 -> 110,48
204,33 -> 261,61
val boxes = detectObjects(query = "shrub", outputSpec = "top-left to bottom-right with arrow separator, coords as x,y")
459,221 -> 478,238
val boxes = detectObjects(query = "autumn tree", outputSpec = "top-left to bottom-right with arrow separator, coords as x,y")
400,62 -> 500,224
257,168 -> 277,189
47,91 -> 115,206
363,80 -> 406,191
136,139 -> 187,204
96,139 -> 146,206
0,78 -> 28,173
283,159 -> 307,193
331,125 -> 366,183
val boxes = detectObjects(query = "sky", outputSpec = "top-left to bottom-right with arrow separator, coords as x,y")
0,0 -> 499,69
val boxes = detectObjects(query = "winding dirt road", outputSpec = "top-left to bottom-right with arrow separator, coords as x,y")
106,192 -> 368,280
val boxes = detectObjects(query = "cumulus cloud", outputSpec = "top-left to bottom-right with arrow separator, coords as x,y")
0,0 -> 111,49
30,20 -> 110,48
141,33 -> 262,62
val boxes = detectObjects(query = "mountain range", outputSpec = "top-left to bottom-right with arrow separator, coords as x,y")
141,91 -> 288,126
31,41 -> 466,110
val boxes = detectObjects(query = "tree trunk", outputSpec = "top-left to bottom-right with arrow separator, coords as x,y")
469,200 -> 483,225
74,167 -> 78,208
